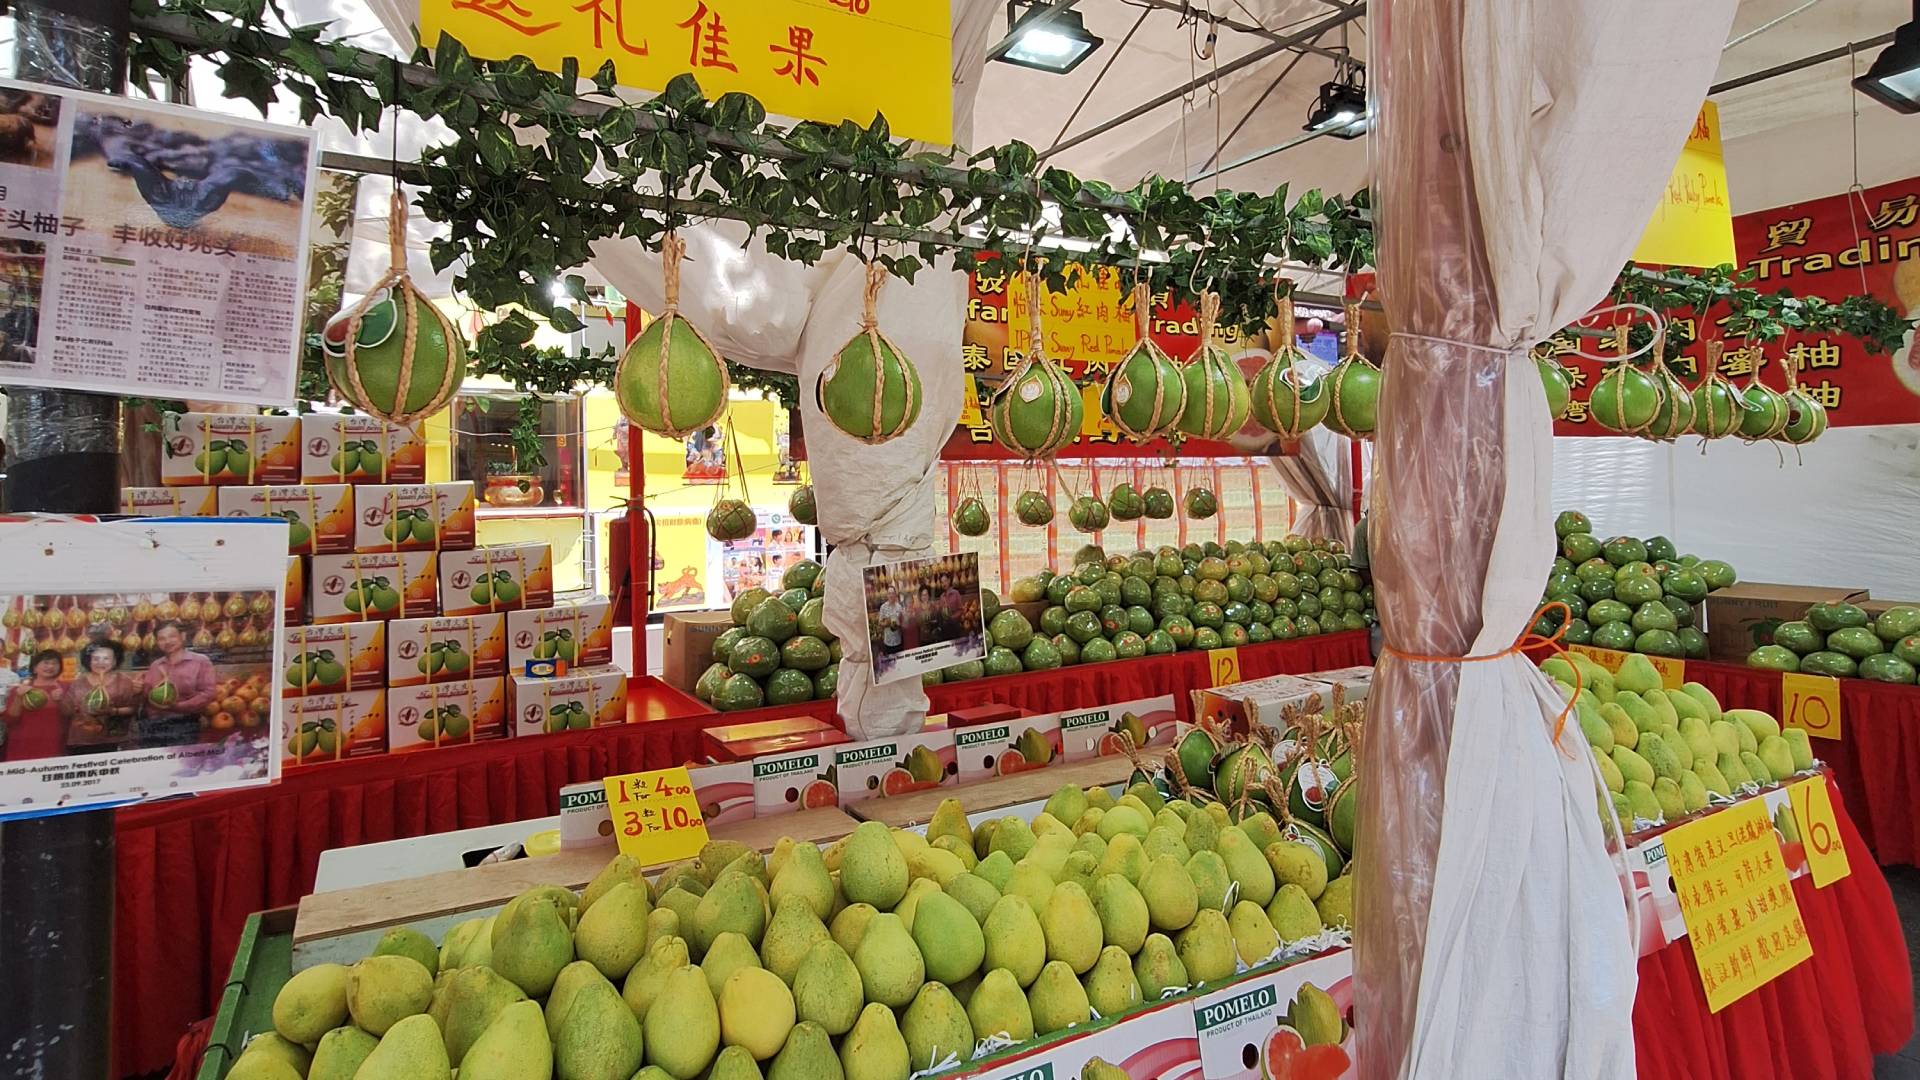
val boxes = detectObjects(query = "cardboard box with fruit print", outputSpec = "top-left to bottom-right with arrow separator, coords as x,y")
300,415 -> 427,484
386,614 -> 507,688
1191,949 -> 1355,1080
1058,694 -> 1177,762
280,623 -> 386,698
352,482 -> 478,553
507,601 -> 615,673
387,677 -> 509,752
951,712 -> 1062,783
120,486 -> 219,517
438,543 -> 553,617
284,689 -> 388,770
160,412 -> 301,487
688,761 -> 755,825
832,730 -> 956,806
309,551 -> 438,624
752,745 -> 842,816
218,485 -> 355,556
509,669 -> 627,736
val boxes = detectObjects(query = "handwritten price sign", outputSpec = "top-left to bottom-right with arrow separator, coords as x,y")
1788,777 -> 1851,887
1207,648 -> 1242,688
1781,671 -> 1843,741
603,767 -> 710,865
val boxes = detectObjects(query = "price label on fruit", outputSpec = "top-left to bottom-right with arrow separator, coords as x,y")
1781,672 -> 1843,741
1788,777 -> 1851,887
1207,648 -> 1242,688
602,767 -> 710,866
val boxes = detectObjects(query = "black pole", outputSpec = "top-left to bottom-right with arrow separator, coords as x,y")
0,2 -> 129,1078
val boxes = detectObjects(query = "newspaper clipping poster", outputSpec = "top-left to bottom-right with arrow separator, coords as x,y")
0,518 -> 287,816
863,552 -> 986,684
0,79 -> 317,406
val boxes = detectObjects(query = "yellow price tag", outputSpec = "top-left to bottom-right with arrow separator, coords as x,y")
603,767 -> 710,867
1646,654 -> 1687,690
1662,796 -> 1813,1012
1781,671 -> 1843,741
1568,644 -> 1625,673
1788,777 -> 1851,887
1207,648 -> 1241,688
1568,645 -> 1684,688
957,375 -> 983,428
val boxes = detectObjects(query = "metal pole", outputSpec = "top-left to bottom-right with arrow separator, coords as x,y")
0,1 -> 127,1078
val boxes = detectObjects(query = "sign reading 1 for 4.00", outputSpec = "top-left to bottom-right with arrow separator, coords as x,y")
420,0 -> 953,145
603,766 -> 710,864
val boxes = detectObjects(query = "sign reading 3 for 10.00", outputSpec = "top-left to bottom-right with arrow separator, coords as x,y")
421,0 -> 953,144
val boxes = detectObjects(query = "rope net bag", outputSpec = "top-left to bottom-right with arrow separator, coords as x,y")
322,189 -> 466,424
1588,323 -> 1665,436
1176,291 -> 1252,440
615,232 -> 731,440
990,269 -> 1085,458
1101,281 -> 1187,442
1691,339 -> 1744,439
1250,283 -> 1331,440
817,259 -> 924,444
1321,297 -> 1381,440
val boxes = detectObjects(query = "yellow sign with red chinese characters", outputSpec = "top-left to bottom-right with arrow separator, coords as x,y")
1788,777 -> 1851,887
1568,644 -> 1685,689
420,0 -> 953,145
1633,102 -> 1736,268
603,766 -> 711,865
1007,264 -> 1139,369
1781,671 -> 1843,741
1662,796 -> 1813,1012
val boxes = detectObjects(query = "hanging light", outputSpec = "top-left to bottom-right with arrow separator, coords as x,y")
990,2 -> 1104,75
1304,62 -> 1369,139
1854,1 -> 1920,113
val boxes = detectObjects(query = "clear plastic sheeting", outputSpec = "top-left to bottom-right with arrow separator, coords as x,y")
1553,427 -> 1920,599
1362,1 -> 1735,1077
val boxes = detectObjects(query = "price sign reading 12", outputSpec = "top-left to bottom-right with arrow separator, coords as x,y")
602,767 -> 710,865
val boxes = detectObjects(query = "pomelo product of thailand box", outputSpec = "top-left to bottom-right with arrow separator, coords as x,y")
831,730 -> 956,806
218,484 -> 355,555
352,483 -> 478,553
300,414 -> 427,484
509,668 -> 627,736
508,601 -> 616,673
1057,694 -> 1178,761
689,761 -> 755,825
309,551 -> 438,623
387,677 -> 509,752
285,556 -> 306,625
752,745 -> 840,815
1190,949 -> 1357,1080
280,622 -> 386,698
283,689 -> 387,770
438,543 -> 554,616
386,613 -> 508,687
951,712 -> 1062,782
121,486 -> 218,517
160,411 -> 301,486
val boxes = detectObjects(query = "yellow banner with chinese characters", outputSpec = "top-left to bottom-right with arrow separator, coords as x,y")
420,0 -> 953,145
1633,102 -> 1736,268
1007,264 -> 1139,369
1663,796 -> 1813,1012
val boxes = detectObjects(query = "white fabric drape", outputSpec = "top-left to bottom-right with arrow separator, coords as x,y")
1359,2 -> 1737,1078
1268,427 -> 1353,547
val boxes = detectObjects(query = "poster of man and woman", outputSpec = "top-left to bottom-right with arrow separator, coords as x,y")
863,552 -> 985,684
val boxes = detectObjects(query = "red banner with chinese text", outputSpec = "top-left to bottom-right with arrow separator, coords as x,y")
1553,176 -> 1920,434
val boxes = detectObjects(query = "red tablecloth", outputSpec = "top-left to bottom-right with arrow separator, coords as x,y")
116,631 -> 1370,1077
1685,660 -> 1920,867
1633,777 -> 1912,1079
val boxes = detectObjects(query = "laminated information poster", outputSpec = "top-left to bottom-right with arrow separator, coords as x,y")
0,79 -> 317,405
0,517 -> 288,816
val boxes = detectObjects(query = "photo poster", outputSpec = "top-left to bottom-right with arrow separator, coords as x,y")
683,425 -> 726,484
0,78 -> 318,406
863,552 -> 986,685
0,518 -> 288,817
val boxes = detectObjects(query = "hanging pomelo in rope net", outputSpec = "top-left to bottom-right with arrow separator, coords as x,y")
990,270 -> 1084,459
817,259 -> 923,443
1778,354 -> 1829,445
616,232 -> 730,439
1736,352 -> 1791,441
706,426 -> 757,542
1691,339 -> 1744,439
788,483 -> 817,525
1634,323 -> 1694,441
323,189 -> 465,423
1589,324 -> 1665,436
1101,282 -> 1187,443
1068,469 -> 1109,535
1250,283 -> 1331,439
1175,291 -> 1251,441
1536,351 -> 1574,420
952,495 -> 991,536
1107,481 -> 1145,520
1320,297 -> 1381,440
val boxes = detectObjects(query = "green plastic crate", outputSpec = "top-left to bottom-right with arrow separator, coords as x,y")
197,907 -> 296,1080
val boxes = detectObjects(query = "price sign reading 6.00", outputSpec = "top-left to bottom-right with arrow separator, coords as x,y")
602,767 -> 710,865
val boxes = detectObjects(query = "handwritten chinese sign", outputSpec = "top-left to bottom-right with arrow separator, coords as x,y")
420,0 -> 953,145
1633,102 -> 1735,269
603,766 -> 711,864
1662,796 -> 1813,1012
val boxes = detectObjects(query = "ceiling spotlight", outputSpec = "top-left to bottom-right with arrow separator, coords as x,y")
1305,65 -> 1369,139
990,2 -> 1103,75
1854,1 -> 1920,113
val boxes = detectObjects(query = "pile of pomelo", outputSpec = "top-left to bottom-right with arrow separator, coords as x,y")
696,561 -> 838,712
1538,510 -> 1736,659
1748,601 -> 1920,684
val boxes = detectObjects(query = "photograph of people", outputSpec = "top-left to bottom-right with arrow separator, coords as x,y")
876,584 -> 906,654
66,639 -> 139,755
4,649 -> 68,762
139,619 -> 217,747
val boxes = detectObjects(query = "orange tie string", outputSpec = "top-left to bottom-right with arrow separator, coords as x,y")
1378,600 -> 1582,745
